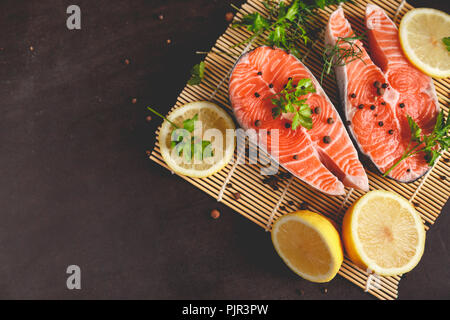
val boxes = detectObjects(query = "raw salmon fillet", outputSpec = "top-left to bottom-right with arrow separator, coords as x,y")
325,5 -> 439,182
228,46 -> 368,196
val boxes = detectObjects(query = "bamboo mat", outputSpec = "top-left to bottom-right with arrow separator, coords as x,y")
150,0 -> 450,300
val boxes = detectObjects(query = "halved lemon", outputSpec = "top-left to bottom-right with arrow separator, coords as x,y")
399,8 -> 450,78
342,190 -> 425,276
159,101 -> 235,178
271,210 -> 343,283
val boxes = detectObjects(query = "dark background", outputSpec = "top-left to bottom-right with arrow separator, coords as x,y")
0,0 -> 448,300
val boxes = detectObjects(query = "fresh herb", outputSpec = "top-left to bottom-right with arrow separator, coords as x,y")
147,107 -> 213,161
383,111 -> 450,177
233,0 -> 349,59
269,78 -> 316,130
443,37 -> 450,52
187,61 -> 205,85
321,33 -> 365,83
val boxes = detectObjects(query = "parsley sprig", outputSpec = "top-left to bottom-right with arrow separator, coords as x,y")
147,107 -> 213,161
233,0 -> 349,59
187,61 -> 205,85
443,37 -> 450,52
269,78 -> 316,130
321,33 -> 365,83
383,111 -> 450,177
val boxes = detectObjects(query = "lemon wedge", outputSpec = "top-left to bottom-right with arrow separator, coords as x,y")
271,210 -> 343,283
342,190 -> 426,276
399,8 -> 450,78
159,101 -> 235,178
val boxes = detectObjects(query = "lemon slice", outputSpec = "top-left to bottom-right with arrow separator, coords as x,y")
399,8 -> 450,78
342,190 -> 425,276
159,101 -> 235,178
271,210 -> 344,283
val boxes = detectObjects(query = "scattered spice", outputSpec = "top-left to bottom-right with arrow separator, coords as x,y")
267,130 -> 271,135
233,192 -> 241,200
323,136 -> 331,144
211,209 -> 220,219
440,175 -> 446,180
378,121 -> 384,127
166,39 -> 171,44
381,101 -> 386,105
131,97 -> 137,104
293,155 -> 299,160
225,12 -> 234,22
327,117 -> 335,124
124,58 -> 130,65
287,200 -> 294,206
288,77 -> 292,81
444,158 -> 450,163
373,81 -> 380,88
406,168 -> 411,173
146,115 -> 152,122
257,71 -> 262,75
254,92 -> 260,98
279,206 -> 286,211
399,103 -> 405,108
285,122 -> 291,129
29,46 -> 34,51
358,104 -> 364,109
370,105 -> 376,110
350,93 -> 356,98
158,13 -> 164,20
388,129 -> 394,135
346,120 -> 351,126
226,183 -> 233,188
269,83 -> 274,88
255,120 -> 261,127
377,87 -> 385,96
413,201 -> 420,207
381,83 -> 388,89
314,106 -> 321,114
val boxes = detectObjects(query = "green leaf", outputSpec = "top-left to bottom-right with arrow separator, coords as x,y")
295,78 -> 315,95
443,37 -> 450,52
268,26 -> 287,47
272,106 -> 281,119
291,112 -> 301,130
182,114 -> 198,132
407,115 -> 422,143
285,0 -> 300,21
237,12 -> 269,33
187,61 -> 205,85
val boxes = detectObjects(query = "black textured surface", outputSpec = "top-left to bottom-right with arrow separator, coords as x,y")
0,0 -> 448,299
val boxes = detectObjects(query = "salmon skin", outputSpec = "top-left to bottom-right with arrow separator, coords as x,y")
326,5 -> 439,182
228,46 -> 368,196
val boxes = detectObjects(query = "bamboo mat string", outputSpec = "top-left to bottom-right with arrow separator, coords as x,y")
394,0 -> 406,23
217,153 -> 242,202
265,176 -> 294,232
365,269 -> 381,292
409,156 -> 441,202
338,188 -> 354,214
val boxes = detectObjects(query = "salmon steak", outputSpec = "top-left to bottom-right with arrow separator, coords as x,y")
325,5 -> 439,182
228,46 -> 368,196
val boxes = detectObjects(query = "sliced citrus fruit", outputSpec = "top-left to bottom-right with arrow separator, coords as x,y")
399,8 -> 450,78
271,210 -> 343,283
159,101 -> 235,178
342,190 -> 425,276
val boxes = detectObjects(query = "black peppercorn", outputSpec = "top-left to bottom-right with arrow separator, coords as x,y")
257,71 -> 262,75
285,122 -> 291,129
269,83 -> 273,88
388,129 -> 394,135
314,106 -> 321,114
399,103 -> 405,108
327,117 -> 334,124
255,120 -> 261,127
358,104 -> 364,109
350,93 -> 356,98
254,92 -> 260,98
373,81 -> 381,88
378,121 -> 384,127
370,105 -> 376,110
323,136 -> 331,144
381,83 -> 388,88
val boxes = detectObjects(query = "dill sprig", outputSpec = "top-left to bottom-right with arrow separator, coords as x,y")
320,33 -> 365,84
